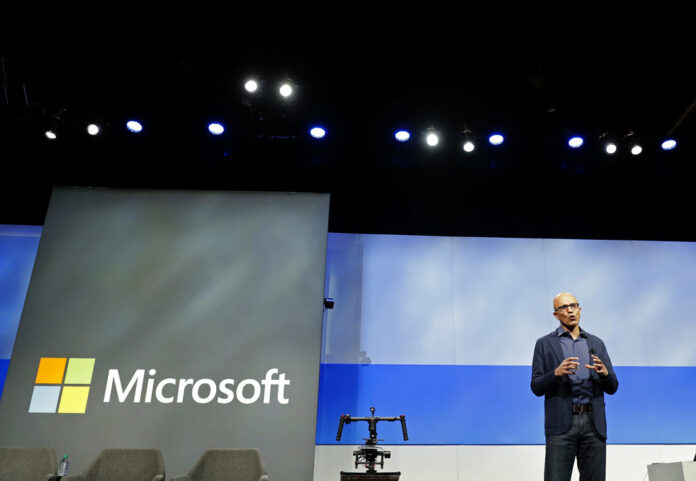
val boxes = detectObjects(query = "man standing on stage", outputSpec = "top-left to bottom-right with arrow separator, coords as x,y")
531,292 -> 619,481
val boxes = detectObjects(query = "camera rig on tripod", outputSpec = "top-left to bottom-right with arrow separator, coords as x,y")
336,406 -> 408,481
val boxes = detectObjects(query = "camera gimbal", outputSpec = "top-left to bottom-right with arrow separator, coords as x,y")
336,406 -> 408,480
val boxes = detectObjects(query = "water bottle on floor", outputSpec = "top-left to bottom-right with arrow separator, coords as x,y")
58,454 -> 69,478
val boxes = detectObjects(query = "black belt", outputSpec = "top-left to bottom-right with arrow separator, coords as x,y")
572,404 -> 592,414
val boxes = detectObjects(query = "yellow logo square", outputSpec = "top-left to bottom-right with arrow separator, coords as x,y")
57,386 -> 91,413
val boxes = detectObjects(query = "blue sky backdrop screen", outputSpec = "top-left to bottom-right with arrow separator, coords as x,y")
317,234 -> 696,444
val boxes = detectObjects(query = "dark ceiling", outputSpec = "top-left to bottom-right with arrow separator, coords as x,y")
1,4 -> 695,240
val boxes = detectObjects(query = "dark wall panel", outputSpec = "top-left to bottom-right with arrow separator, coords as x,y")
0,188 -> 330,481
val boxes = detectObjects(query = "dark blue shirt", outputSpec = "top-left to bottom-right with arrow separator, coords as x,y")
557,325 -> 593,405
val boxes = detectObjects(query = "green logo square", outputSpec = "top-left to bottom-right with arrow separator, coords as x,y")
64,358 -> 95,384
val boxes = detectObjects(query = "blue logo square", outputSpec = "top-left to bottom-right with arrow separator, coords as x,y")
28,385 -> 61,413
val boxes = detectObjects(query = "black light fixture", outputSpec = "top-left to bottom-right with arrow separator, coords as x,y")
279,80 -> 294,99
624,131 -> 643,156
661,138 -> 677,151
425,126 -> 440,147
460,124 -> 475,153
598,132 -> 618,155
244,78 -> 259,94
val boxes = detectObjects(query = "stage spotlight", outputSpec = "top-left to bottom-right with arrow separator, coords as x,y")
279,83 -> 293,98
394,130 -> 411,142
661,139 -> 677,151
598,133 -> 617,154
244,79 -> 259,93
87,124 -> 100,136
208,122 -> 225,135
310,126 -> 326,139
126,120 -> 143,133
426,132 -> 439,147
568,136 -> 584,148
460,125 -> 476,152
45,130 -> 57,140
623,131 -> 644,156
489,133 -> 504,145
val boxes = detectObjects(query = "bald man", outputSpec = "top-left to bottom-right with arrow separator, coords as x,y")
531,293 -> 619,481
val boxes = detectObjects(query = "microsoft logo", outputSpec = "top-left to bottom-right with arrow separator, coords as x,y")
29,357 -> 95,413
26,359 -> 289,411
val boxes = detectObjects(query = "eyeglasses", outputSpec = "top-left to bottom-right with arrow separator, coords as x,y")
555,303 -> 580,313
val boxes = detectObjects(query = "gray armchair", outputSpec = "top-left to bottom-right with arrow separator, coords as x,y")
62,448 -> 165,481
172,449 -> 268,481
0,446 -> 57,481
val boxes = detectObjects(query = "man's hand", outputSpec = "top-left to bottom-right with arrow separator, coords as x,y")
555,357 -> 579,377
585,355 -> 609,377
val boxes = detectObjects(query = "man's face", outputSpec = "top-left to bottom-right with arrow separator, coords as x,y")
553,293 -> 581,331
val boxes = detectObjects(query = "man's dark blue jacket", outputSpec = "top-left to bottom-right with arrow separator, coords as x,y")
531,328 -> 619,439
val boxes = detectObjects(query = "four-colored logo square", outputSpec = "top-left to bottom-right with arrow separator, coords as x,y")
29,357 -> 95,414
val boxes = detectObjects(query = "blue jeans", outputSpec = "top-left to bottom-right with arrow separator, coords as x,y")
545,412 -> 606,481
